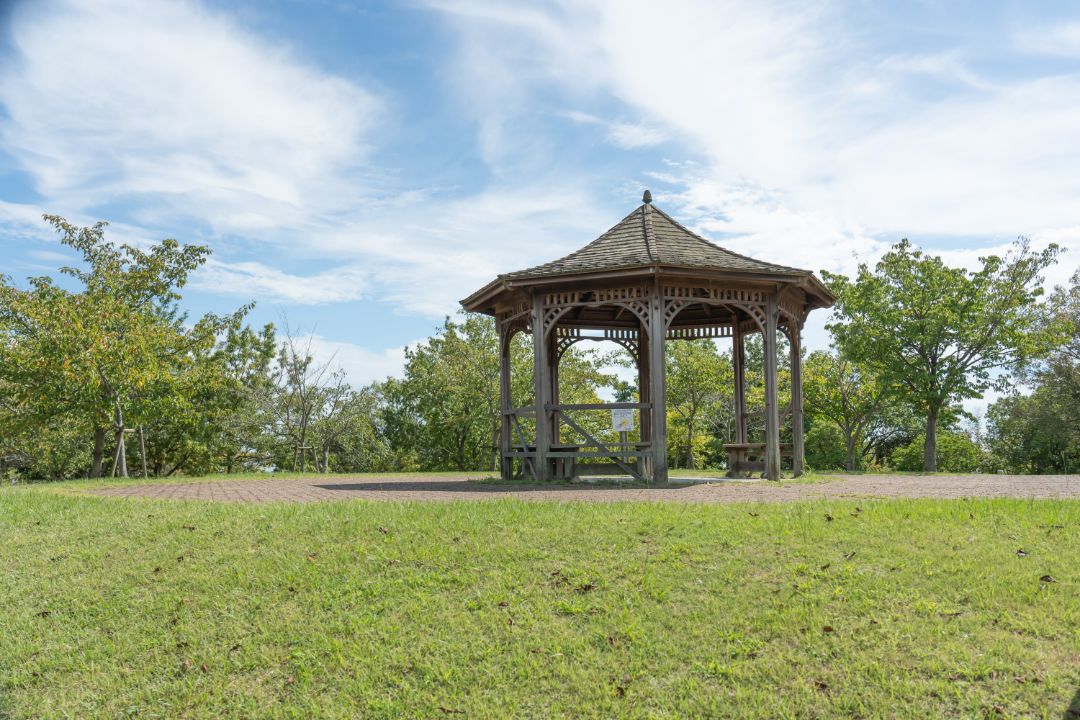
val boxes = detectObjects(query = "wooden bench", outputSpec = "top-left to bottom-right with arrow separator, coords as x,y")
724,443 -> 792,478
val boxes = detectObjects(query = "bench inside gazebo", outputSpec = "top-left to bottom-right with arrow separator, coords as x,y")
461,190 -> 833,482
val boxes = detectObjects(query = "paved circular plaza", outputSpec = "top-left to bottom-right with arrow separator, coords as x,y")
89,473 -> 1080,504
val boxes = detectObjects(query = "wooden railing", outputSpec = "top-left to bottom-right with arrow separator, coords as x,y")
503,402 -> 653,480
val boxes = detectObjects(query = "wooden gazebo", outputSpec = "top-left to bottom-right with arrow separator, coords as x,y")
461,191 -> 833,482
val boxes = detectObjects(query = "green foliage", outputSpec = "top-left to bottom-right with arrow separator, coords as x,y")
802,350 -> 916,470
824,238 -> 1065,471
665,340 -> 733,469
0,216 -> 247,479
891,431 -> 983,472
803,422 -> 848,471
986,270 -> 1080,474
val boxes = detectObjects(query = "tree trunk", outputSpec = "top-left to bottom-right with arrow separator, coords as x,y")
845,434 -> 857,472
923,407 -> 938,472
113,405 -> 128,478
685,421 -> 694,469
91,427 -> 107,478
298,423 -> 307,473
323,444 -> 330,473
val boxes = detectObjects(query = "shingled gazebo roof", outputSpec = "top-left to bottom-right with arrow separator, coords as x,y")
508,197 -> 804,279
462,191 -> 833,313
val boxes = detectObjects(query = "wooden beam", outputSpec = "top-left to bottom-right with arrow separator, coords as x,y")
732,316 -> 747,445
499,325 -> 513,480
790,318 -> 805,477
763,294 -> 781,480
648,282 -> 668,484
531,296 -> 550,480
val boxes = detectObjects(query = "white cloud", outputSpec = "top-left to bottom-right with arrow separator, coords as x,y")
0,0 -> 379,234
304,334 -> 411,387
430,0 -> 1080,251
563,111 -> 668,149
1014,21 -> 1080,57
193,259 -> 369,305
604,121 -> 667,149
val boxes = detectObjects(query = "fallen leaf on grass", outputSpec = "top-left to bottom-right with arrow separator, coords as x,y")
378,527 -> 389,535
200,663 -> 208,673
820,563 -> 831,571
1039,575 -> 1057,584
748,512 -> 759,517
576,583 -> 596,594
1016,548 -> 1027,557
35,610 -> 50,618
824,513 -> 834,522
182,525 -> 196,531
153,566 -> 162,574
229,644 -> 242,653
843,551 -> 856,560
822,625 -> 835,634
813,680 -> 829,692
438,706 -> 464,715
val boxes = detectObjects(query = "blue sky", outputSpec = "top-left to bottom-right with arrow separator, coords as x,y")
1,0 -> 1078,392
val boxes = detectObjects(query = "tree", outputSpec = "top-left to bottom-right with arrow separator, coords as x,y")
986,269 -> 1080,473
0,216 -> 246,477
665,340 -> 732,469
264,325 -> 354,473
802,350 -> 911,471
823,238 -> 1065,471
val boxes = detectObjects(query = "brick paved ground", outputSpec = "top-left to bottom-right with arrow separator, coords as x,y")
89,473 -> 1080,504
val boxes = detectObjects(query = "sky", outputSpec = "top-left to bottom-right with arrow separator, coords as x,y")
0,0 -> 1078,402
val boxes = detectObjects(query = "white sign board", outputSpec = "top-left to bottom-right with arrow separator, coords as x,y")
611,409 -> 635,432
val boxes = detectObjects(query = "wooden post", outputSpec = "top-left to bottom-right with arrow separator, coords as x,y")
531,296 -> 550,480
549,339 -> 560,445
789,318 -> 805,476
637,321 -> 651,478
648,284 -> 668,484
763,295 -> 781,481
499,323 -> 513,480
732,315 -> 747,444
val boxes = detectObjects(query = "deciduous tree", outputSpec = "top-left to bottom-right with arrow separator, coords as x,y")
824,239 -> 1064,471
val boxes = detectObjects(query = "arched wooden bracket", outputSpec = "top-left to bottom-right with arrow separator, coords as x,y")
555,326 -> 639,362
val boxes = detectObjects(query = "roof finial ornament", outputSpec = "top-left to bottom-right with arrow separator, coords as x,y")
642,189 -> 653,204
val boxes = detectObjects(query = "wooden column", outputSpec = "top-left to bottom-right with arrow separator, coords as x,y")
731,314 -> 747,444
763,295 -> 781,481
498,323 -> 513,480
531,296 -> 550,480
637,320 -> 652,478
789,318 -> 805,477
648,284 -> 668,484
549,339 -> 560,444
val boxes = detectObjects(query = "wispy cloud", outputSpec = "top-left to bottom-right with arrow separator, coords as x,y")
193,260 -> 369,305
0,0 -> 380,234
429,0 -> 1080,265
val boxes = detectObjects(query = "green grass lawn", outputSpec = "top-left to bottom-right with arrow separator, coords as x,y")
1,482 -> 1077,718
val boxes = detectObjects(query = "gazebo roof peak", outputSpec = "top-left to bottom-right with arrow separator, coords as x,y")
461,190 -> 834,312
504,191 -> 808,281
